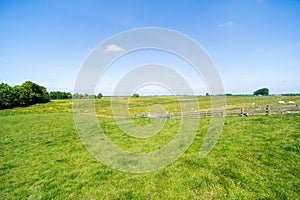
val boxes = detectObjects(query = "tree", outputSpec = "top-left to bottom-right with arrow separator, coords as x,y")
10,85 -> 26,107
50,91 -> 72,99
73,93 -> 84,99
0,81 -> 50,109
0,83 -> 13,109
20,81 -> 50,105
253,88 -> 269,96
97,93 -> 103,99
132,93 -> 139,98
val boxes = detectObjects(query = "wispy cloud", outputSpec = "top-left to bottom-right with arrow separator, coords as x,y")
105,44 -> 125,52
218,21 -> 234,28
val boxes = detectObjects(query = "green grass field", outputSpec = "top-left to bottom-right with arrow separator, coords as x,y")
1,96 -> 300,199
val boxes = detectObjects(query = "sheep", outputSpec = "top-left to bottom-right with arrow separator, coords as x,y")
239,112 -> 249,117
281,110 -> 291,114
135,112 -> 173,119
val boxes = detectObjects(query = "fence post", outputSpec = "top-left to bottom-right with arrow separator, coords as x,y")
266,105 -> 270,116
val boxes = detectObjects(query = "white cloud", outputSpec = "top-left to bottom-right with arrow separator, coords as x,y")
105,44 -> 125,52
218,21 -> 234,28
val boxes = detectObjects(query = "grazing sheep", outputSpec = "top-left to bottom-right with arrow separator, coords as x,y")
156,114 -> 173,119
278,101 -> 285,104
239,107 -> 249,117
135,112 -> 172,119
239,112 -> 249,117
135,112 -> 150,118
281,110 -> 291,114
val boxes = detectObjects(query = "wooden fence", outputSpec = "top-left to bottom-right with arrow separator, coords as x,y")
135,104 -> 300,119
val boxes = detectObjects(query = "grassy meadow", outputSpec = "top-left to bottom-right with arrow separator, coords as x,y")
1,96 -> 300,199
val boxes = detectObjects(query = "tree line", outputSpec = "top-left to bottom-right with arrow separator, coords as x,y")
0,81 -> 107,109
0,81 -> 79,110
49,91 -> 72,99
0,81 -> 50,109
73,93 -> 103,99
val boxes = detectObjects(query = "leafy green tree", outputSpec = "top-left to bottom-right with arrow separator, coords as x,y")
50,91 -> 58,99
11,85 -> 30,107
73,93 -> 97,99
0,81 -> 50,109
50,91 -> 72,99
0,83 -> 13,109
21,81 -> 50,105
97,93 -> 103,99
132,93 -> 139,98
66,92 -> 72,99
253,88 -> 269,96
73,93 -> 84,99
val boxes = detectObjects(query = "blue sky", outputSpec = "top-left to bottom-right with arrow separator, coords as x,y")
1,0 -> 299,95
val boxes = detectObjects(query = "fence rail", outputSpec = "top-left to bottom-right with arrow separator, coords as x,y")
135,104 -> 300,119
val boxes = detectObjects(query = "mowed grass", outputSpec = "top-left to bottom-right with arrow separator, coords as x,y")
0,97 -> 300,199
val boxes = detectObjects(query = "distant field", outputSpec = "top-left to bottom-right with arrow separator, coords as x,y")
1,96 -> 300,199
